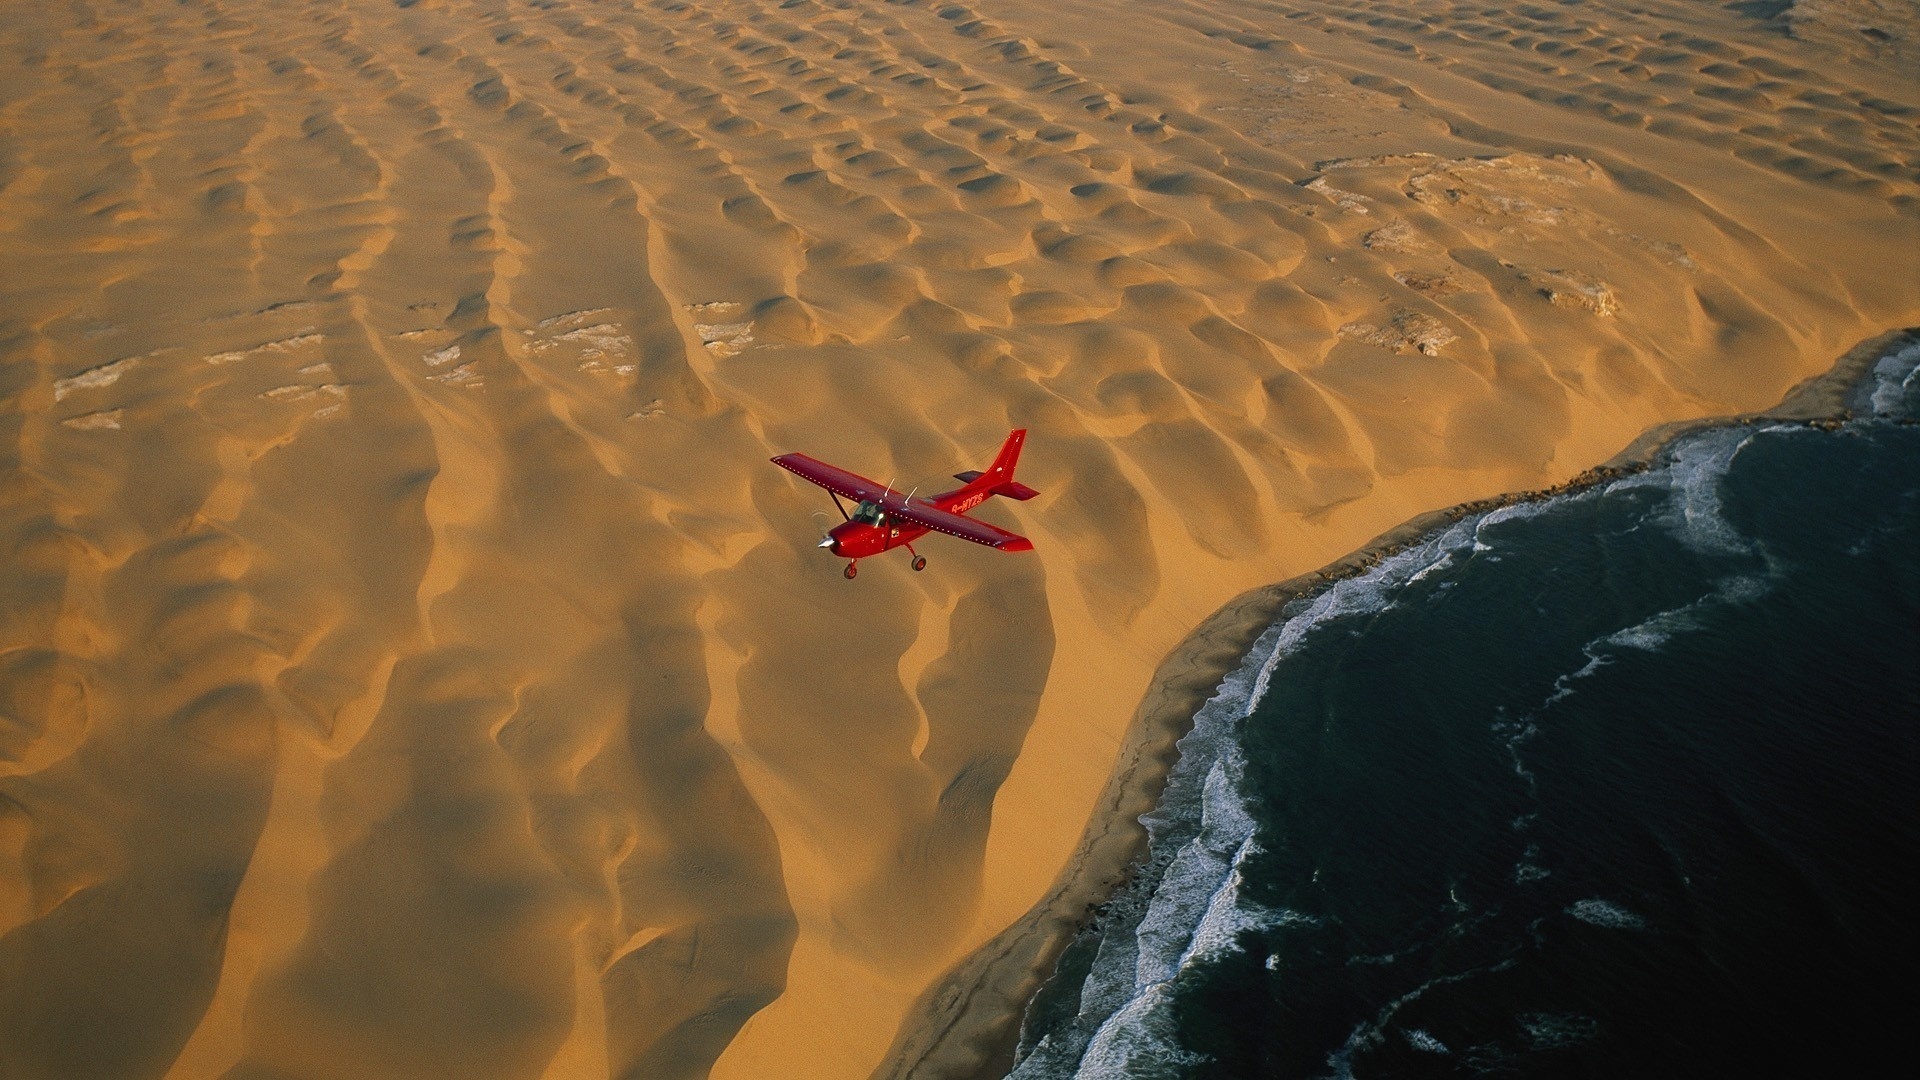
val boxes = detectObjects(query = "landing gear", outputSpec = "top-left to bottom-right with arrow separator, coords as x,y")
844,562 -> 859,580
911,556 -> 927,572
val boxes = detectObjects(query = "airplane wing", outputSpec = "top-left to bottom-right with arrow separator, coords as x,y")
771,453 -> 894,504
771,453 -> 1033,551
885,497 -> 1033,551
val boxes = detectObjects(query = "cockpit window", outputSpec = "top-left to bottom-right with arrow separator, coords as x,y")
853,500 -> 883,524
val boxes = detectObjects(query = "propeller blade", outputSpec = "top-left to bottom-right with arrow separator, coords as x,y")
810,511 -> 840,549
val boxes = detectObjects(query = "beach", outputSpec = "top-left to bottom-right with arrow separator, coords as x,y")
1,2 -> 1915,1079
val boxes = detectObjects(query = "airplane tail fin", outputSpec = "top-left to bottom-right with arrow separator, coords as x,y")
952,429 -> 1038,500
987,428 -> 1025,480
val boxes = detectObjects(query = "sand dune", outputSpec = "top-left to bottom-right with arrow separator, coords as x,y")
0,1 -> 1913,1078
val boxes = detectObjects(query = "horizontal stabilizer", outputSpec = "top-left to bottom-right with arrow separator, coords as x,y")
953,470 -> 983,483
993,481 -> 1039,501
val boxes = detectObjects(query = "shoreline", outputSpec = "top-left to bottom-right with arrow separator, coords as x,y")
875,327 -> 1920,1080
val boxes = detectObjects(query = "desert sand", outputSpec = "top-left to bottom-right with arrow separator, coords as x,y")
0,1 -> 1914,1079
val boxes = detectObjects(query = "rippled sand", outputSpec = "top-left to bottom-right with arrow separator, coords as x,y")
0,1 -> 1914,1078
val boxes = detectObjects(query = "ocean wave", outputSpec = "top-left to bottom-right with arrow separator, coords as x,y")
1603,604 -> 1699,651
1326,957 -> 1522,1079
1554,569 -> 1774,696
1657,426 -> 1759,555
1518,1011 -> 1601,1049
1565,898 -> 1648,930
1862,339 -> 1920,418
1491,711 -> 1541,794
1015,522 -> 1498,1078
1011,340 -> 1920,1078
1016,471 -> 1664,1076
1075,983 -> 1207,1079
1404,1028 -> 1450,1054
1133,772 -> 1261,988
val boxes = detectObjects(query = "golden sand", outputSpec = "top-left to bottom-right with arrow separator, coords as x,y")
0,2 -> 1914,1078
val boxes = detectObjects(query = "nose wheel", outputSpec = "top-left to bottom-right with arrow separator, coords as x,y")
911,556 -> 927,572
844,562 -> 859,580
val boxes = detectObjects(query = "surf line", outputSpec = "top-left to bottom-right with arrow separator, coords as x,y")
873,325 -> 1920,1080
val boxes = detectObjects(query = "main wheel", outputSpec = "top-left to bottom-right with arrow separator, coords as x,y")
911,556 -> 927,572
844,563 -> 858,579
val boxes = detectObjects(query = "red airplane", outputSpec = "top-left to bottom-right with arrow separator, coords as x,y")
772,429 -> 1037,579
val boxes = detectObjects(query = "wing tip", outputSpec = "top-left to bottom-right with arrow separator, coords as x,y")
1000,536 -> 1035,552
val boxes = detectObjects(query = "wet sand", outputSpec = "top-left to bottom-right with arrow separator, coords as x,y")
0,2 -> 1915,1079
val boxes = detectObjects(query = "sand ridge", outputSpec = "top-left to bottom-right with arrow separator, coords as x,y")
0,1 -> 1914,1078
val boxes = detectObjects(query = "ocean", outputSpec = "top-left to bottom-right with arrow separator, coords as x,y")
1009,341 -> 1920,1079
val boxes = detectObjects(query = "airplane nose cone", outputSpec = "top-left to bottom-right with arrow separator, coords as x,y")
818,536 -> 836,550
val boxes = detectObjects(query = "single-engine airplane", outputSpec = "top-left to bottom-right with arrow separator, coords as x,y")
772,429 -> 1037,579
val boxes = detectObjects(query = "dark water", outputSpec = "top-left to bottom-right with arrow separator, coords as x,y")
1012,342 -> 1920,1080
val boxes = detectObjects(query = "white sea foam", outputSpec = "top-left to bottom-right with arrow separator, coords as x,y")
1519,1011 -> 1600,1049
1133,767 -> 1261,987
1660,426 -> 1757,555
1566,898 -> 1647,930
1542,653 -> 1610,706
1476,499 -> 1551,532
1604,605 -> 1698,651
1326,958 -> 1521,1078
1075,983 -> 1207,1078
1180,839 -> 1268,970
1595,419 -> 1763,563
1714,573 -> 1770,605
1535,434 -> 1783,716
1246,522 -> 1478,708
1405,1028 -> 1450,1054
1570,570 -> 1772,673
1865,340 -> 1920,417
1469,499 -> 1555,553
1407,550 -> 1455,584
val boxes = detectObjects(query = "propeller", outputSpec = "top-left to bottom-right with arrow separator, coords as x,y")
810,509 -> 838,549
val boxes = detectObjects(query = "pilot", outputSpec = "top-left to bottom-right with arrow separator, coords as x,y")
854,500 -> 883,524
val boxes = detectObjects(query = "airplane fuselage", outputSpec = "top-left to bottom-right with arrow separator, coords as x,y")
824,485 -> 986,558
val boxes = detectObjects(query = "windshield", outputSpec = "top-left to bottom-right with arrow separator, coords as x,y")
853,500 -> 884,525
